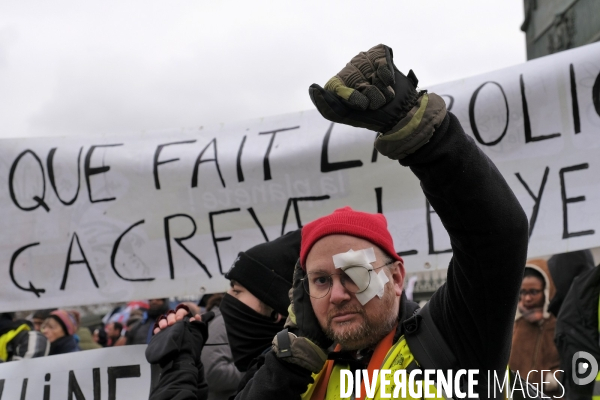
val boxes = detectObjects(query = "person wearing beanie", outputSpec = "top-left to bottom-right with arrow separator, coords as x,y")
42,309 -> 80,355
144,44 -> 528,400
145,230 -> 301,400
220,229 -> 300,370
231,44 -> 528,400
509,260 -> 562,397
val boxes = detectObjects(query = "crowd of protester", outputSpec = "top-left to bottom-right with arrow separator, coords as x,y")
1,245 -> 597,399
3,45 -> 599,400
1,295 -> 217,357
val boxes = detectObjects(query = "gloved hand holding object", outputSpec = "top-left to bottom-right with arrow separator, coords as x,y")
272,261 -> 332,374
309,44 -> 447,160
146,304 -> 214,368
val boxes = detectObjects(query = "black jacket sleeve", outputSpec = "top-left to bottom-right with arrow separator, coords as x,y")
400,113 -> 529,378
232,112 -> 528,399
146,319 -> 210,400
233,351 -> 314,400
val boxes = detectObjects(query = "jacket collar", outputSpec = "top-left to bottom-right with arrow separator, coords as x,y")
394,291 -> 420,343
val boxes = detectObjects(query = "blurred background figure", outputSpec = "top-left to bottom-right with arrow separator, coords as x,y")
104,301 -> 150,327
549,250 -> 599,400
31,309 -> 55,332
547,249 -> 595,317
510,259 -> 561,397
126,308 -> 145,328
105,322 -> 123,347
116,308 -> 145,346
68,310 -> 101,350
92,327 -> 108,347
126,298 -> 169,345
42,309 -> 80,355
0,312 -> 49,362
197,294 -> 211,314
200,293 -> 243,400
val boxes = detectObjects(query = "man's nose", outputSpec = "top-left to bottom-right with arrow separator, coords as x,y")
329,276 -> 352,304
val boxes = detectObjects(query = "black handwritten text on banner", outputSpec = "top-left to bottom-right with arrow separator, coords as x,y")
1,42 -> 599,312
0,345 -> 150,399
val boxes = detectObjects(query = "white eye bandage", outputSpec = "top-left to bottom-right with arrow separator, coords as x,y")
332,247 -> 389,305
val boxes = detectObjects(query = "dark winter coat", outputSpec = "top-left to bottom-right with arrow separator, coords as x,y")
233,111 -> 529,399
49,334 -> 79,355
547,249 -> 595,317
555,265 -> 600,400
200,308 -> 243,400
127,316 -> 156,345
144,111 -> 529,399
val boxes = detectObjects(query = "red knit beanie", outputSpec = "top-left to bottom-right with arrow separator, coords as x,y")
300,206 -> 403,269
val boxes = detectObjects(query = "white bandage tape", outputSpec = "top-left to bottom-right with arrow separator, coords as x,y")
332,247 -> 376,268
332,248 -> 388,305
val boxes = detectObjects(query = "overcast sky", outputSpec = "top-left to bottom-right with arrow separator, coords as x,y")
0,1 -> 526,139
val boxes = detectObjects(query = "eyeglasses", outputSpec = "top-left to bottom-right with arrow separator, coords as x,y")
301,261 -> 394,299
519,289 -> 542,297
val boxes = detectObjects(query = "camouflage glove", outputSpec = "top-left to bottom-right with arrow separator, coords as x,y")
272,261 -> 331,374
309,44 -> 447,160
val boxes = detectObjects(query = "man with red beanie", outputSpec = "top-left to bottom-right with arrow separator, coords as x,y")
233,44 -> 529,399
144,44 -> 529,400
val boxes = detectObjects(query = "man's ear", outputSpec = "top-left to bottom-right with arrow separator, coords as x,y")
390,261 -> 405,296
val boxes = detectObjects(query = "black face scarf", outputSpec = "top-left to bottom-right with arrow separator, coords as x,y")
220,293 -> 285,372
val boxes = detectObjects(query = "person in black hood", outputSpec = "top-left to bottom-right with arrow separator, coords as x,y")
547,249 -> 595,317
221,229 -> 300,373
550,250 -> 599,400
145,230 -> 300,400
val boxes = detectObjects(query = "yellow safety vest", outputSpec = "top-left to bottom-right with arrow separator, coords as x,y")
594,365 -> 600,400
301,336 -> 517,400
0,324 -> 30,361
301,335 -> 448,400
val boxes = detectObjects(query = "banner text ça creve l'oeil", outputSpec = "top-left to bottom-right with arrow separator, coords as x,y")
1,42 -> 600,312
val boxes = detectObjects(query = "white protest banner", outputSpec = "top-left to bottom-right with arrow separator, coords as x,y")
1,42 -> 599,312
0,345 -> 151,399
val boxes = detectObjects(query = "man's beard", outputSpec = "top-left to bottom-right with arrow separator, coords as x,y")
324,287 -> 398,351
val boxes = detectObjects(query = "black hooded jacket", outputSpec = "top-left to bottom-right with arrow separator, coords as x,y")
547,249 -> 595,317
554,265 -> 600,400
